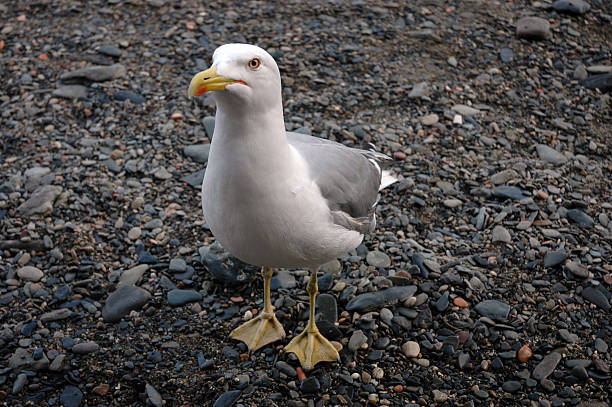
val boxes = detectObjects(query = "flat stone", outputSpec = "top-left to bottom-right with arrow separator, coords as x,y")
346,286 -> 417,312
154,167 -> 172,180
146,383 -> 163,407
594,338 -> 608,353
536,144 -> 567,165
40,308 -> 72,322
366,251 -> 391,268
581,286 -> 610,311
49,354 -> 66,371
558,329 -> 578,343
516,16 -> 551,40
408,82 -> 428,98
443,199 -> 462,208
542,250 -> 567,267
402,341 -> 420,357
72,341 -> 99,354
60,63 -> 127,83
183,144 -> 211,163
567,209 -> 594,229
532,352 -> 562,380
490,169 -> 518,185
213,390 -> 241,407
491,225 -> 511,243
169,258 -> 187,273
168,289 -> 202,306
474,300 -> 510,320
580,73 -> 612,92
97,44 -> 122,57
553,0 -> 590,14
118,264 -> 148,287
502,380 -> 521,393
17,266 -> 44,282
451,104 -> 480,116
276,360 -> 297,377
53,85 -> 88,99
60,385 -> 83,407
17,185 -> 63,216
180,169 -> 206,188
102,285 -> 151,322
113,90 -> 145,104
499,47 -> 514,63
9,348 -> 49,371
493,185 -> 529,201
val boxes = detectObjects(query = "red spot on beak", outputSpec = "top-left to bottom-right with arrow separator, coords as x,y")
196,86 -> 208,96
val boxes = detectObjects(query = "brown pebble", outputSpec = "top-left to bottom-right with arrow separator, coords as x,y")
393,384 -> 403,392
453,297 -> 468,308
171,112 -> 184,120
296,366 -> 306,381
393,151 -> 406,160
518,344 -> 533,363
536,190 -> 549,199
93,383 -> 110,396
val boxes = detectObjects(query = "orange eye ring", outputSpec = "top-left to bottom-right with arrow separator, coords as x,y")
247,57 -> 261,70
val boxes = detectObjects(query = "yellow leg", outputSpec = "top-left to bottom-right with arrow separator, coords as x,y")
285,267 -> 340,370
230,267 -> 286,351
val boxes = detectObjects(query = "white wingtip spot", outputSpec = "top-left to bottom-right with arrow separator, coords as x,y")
379,170 -> 398,190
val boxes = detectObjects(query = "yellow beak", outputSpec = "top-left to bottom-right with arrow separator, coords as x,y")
187,66 -> 244,98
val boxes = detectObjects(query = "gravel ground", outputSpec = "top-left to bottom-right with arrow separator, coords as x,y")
1,0 -> 611,406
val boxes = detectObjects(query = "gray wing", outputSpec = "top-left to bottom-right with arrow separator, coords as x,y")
287,132 -> 390,234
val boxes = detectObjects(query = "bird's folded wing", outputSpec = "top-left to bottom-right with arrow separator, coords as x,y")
287,132 -> 390,234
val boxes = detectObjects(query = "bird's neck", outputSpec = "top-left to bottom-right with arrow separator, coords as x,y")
211,101 -> 290,164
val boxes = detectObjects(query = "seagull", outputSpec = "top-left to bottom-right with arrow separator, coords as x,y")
188,43 -> 396,371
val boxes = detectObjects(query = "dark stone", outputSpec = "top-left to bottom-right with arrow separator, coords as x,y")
532,352 -> 562,380
346,286 -> 417,312
581,286 -> 610,311
502,380 -> 521,393
212,390 -> 241,407
60,385 -> 83,407
493,185 -> 528,201
318,273 -> 334,292
180,169 -> 206,189
567,209 -> 595,228
300,377 -> 320,393
580,73 -> 612,92
474,300 -> 510,320
316,293 -> 337,323
168,289 -> 202,306
552,0 -> 590,14
113,90 -> 145,104
102,285 -> 151,322
542,250 -> 567,267
434,292 -> 449,312
97,44 -> 122,57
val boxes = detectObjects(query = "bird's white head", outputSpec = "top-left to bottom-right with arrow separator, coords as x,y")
188,44 -> 281,112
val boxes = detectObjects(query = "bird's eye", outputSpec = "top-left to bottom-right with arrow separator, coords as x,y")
247,57 -> 261,70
